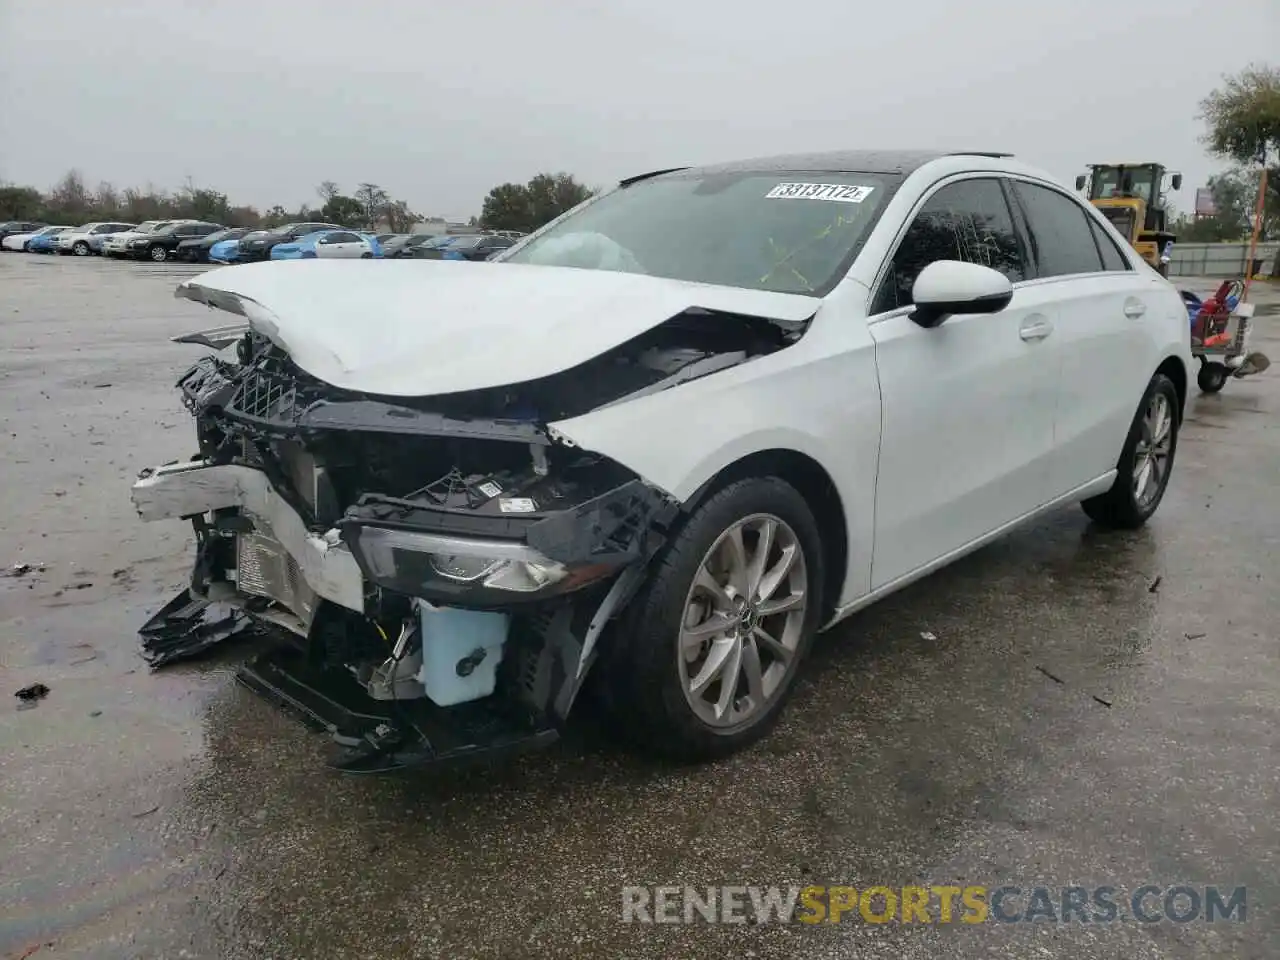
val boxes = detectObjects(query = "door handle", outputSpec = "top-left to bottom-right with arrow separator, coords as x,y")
1123,299 -> 1147,319
1019,316 -> 1054,341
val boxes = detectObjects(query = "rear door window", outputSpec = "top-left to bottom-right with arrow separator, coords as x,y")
1087,217 -> 1131,271
1011,181 -> 1105,278
873,177 -> 1026,313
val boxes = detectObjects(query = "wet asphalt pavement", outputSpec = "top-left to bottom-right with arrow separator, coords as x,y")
1,253 -> 1277,959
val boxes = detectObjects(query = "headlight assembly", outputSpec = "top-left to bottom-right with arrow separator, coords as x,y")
344,525 -> 611,605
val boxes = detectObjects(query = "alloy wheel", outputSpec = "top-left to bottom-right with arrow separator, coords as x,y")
73,241 -> 89,256
678,513 -> 807,728
150,245 -> 167,262
1132,392 -> 1173,507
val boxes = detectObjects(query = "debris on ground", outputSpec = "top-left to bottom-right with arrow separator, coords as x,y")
1149,576 -> 1163,593
1092,695 -> 1113,708
139,590 -> 250,668
6,562 -> 44,578
1035,665 -> 1065,685
131,804 -> 161,818
15,683 -> 50,703
919,631 -> 937,641
1185,632 -> 1207,640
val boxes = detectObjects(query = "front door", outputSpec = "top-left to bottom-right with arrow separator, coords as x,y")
868,176 -> 1061,588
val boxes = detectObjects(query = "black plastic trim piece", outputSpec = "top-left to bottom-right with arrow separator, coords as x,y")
236,643 -> 560,774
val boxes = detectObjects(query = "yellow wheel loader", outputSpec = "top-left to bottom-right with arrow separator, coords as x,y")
1075,163 -> 1182,276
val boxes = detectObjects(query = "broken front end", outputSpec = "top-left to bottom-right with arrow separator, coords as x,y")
132,332 -> 689,772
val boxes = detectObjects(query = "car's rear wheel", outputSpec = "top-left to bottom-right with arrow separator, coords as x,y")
603,477 -> 823,760
73,240 -> 90,256
1082,372 -> 1180,529
148,244 -> 168,262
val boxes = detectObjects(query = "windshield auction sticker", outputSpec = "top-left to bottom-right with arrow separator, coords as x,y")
765,182 -> 875,202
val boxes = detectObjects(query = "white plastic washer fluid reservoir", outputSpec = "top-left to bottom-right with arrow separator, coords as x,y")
414,600 -> 510,707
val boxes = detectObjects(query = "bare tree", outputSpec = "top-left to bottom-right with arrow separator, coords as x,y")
47,170 -> 93,220
95,181 -> 120,216
380,199 -> 421,233
354,182 -> 389,229
317,181 -> 340,204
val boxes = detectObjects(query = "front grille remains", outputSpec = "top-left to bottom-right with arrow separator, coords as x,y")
228,369 -> 301,423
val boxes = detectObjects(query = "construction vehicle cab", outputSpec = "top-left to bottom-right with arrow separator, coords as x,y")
1075,163 -> 1182,276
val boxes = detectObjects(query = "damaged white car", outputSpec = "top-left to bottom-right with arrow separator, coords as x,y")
133,150 -> 1192,772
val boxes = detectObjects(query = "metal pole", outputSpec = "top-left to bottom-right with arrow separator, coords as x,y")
1241,157 -> 1268,301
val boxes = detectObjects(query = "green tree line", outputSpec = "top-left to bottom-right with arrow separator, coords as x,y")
1,169 -> 596,234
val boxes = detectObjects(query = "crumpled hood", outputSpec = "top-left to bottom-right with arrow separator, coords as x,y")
174,259 -> 818,397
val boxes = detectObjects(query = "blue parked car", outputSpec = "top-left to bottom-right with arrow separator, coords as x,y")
28,227 -> 72,253
269,230 -> 382,260
209,230 -> 265,263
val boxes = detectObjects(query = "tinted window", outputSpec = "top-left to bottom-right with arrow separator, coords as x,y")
874,177 -> 1024,313
1088,217 -> 1131,271
1012,181 -> 1104,277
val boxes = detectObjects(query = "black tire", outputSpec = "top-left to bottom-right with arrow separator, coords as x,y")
1081,373 -> 1180,529
148,244 -> 168,262
360,251 -> 373,259
600,476 -> 825,761
1197,362 -> 1228,393
73,240 -> 90,256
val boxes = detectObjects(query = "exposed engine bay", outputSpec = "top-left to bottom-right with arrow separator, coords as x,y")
133,304 -> 809,772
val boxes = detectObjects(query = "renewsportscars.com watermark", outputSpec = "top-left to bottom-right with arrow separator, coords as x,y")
622,884 -> 1247,925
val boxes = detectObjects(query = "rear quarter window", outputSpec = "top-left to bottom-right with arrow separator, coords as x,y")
1012,181 -> 1104,278
1087,217 -> 1132,271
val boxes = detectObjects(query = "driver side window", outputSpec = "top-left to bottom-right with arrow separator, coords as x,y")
873,178 -> 1026,314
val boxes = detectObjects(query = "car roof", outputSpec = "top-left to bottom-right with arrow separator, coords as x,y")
630,150 -> 1016,183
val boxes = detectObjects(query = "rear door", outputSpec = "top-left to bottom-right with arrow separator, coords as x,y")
1008,179 -> 1159,497
868,176 -> 1061,588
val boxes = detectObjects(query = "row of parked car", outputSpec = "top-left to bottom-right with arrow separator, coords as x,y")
0,219 -> 524,264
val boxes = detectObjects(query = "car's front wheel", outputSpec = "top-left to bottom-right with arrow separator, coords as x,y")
604,477 -> 824,760
73,241 -> 90,256
1082,372 -> 1180,528
148,244 -> 168,262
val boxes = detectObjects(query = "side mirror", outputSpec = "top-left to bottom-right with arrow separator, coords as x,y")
909,261 -> 1014,328
1171,173 -> 1183,191
1075,174 -> 1087,191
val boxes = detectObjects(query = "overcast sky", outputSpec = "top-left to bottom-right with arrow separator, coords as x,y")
1,0 -> 1275,219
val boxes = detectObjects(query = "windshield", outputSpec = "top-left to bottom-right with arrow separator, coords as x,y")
504,170 -> 895,295
1091,166 -> 1157,202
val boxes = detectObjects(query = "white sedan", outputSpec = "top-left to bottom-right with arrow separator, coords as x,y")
2,225 -> 72,251
132,150 -> 1191,770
